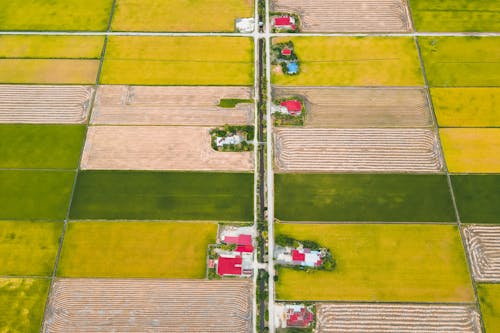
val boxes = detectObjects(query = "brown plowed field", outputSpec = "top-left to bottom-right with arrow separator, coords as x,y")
274,128 -> 442,172
273,87 -> 432,128
0,85 -> 92,123
316,303 -> 480,332
272,0 -> 412,32
81,125 -> 253,171
43,279 -> 252,333
91,85 -> 254,125
464,225 -> 500,282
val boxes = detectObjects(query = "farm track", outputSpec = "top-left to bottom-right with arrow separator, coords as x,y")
43,279 -> 252,333
272,0 -> 412,32
81,125 -> 253,171
0,85 -> 92,124
464,225 -> 500,282
274,128 -> 442,172
316,303 -> 481,333
272,86 -> 432,128
91,85 -> 254,125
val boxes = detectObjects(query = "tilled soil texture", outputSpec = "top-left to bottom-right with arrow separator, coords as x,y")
464,225 -> 500,282
274,128 -> 443,172
272,87 -> 433,128
272,0 -> 412,32
81,125 -> 253,171
91,85 -> 254,125
316,303 -> 480,332
43,279 -> 252,333
0,85 -> 93,124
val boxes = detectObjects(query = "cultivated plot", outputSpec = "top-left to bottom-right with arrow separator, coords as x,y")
271,0 -> 412,32
419,37 -> 500,87
0,221 -> 62,276
273,87 -> 433,128
316,303 -> 480,333
101,36 -> 254,85
44,279 -> 253,332
58,221 -> 216,278
274,128 -> 442,172
431,88 -> 500,127
0,278 -> 50,333
410,0 -> 500,32
112,0 -> 254,32
0,0 -> 114,31
275,224 -> 474,302
477,284 -> 500,333
91,85 -> 253,125
0,85 -> 93,124
0,170 -> 75,220
70,171 -> 254,221
0,125 -> 85,169
81,125 -> 253,171
440,128 -> 500,173
275,173 -> 455,222
271,37 -> 423,86
452,175 -> 500,224
463,225 -> 500,282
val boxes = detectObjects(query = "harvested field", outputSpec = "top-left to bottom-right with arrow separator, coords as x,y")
272,0 -> 412,32
316,303 -> 480,332
0,85 -> 92,123
81,126 -> 253,171
43,279 -> 252,333
273,87 -> 432,128
91,85 -> 253,125
274,128 -> 442,172
464,225 -> 500,282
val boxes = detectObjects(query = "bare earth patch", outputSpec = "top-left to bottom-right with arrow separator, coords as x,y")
43,279 -> 252,333
272,0 -> 412,32
91,85 -> 254,125
316,303 -> 480,332
273,86 -> 432,128
0,85 -> 92,124
274,128 -> 443,172
464,225 -> 500,282
81,125 -> 253,171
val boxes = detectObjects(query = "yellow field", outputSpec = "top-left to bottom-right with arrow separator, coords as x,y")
431,88 -> 500,127
478,284 -> 500,333
112,0 -> 254,32
101,36 -> 254,85
272,37 -> 424,86
440,128 -> 500,173
0,59 -> 99,84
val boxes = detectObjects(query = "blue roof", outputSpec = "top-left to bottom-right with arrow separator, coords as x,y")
287,61 -> 299,74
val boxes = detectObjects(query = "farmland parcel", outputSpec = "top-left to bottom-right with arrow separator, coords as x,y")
275,173 -> 455,222
70,171 -> 254,221
101,36 -> 254,85
275,224 -> 474,302
477,284 -> 500,333
58,221 -> 216,278
271,37 -> 423,86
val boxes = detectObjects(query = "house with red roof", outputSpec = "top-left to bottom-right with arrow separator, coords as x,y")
275,303 -> 315,329
280,100 -> 302,116
275,246 -> 324,268
273,16 -> 297,31
215,226 -> 254,277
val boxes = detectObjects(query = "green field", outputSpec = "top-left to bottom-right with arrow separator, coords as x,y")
431,88 -> 500,127
451,175 -> 500,224
419,37 -> 500,86
0,35 -> 104,58
275,224 -> 473,302
58,221 -> 216,278
0,221 -> 62,276
112,0 -> 254,32
0,278 -> 50,333
70,171 -> 254,221
0,0 -> 113,31
275,174 -> 455,222
101,36 -> 254,85
478,284 -> 500,333
0,125 -> 85,169
0,170 -> 75,220
271,37 -> 423,86
410,0 -> 500,32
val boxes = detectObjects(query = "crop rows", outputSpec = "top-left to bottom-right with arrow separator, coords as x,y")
464,225 -> 500,282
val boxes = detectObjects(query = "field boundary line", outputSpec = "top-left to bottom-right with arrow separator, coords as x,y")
0,275 -> 51,279
413,35 -> 486,333
276,299 -> 478,306
278,220 -> 458,225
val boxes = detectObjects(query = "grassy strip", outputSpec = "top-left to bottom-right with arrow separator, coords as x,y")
218,98 -> 253,108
